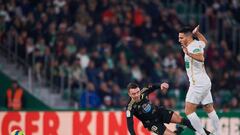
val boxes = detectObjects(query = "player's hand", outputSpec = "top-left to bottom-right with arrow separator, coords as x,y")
161,82 -> 169,93
192,25 -> 200,35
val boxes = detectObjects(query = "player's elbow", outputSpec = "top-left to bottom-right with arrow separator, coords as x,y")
197,55 -> 205,62
202,39 -> 208,45
200,57 -> 205,62
204,40 -> 208,45
196,56 -> 204,62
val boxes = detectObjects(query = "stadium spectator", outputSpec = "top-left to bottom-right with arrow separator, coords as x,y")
100,95 -> 113,110
6,80 -> 24,110
79,82 -> 101,109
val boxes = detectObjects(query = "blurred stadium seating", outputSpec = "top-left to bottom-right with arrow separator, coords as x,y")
0,0 -> 240,134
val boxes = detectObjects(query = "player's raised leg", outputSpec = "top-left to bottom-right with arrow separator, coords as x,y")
170,111 -> 212,135
186,102 -> 207,135
203,104 -> 220,135
202,87 -> 220,135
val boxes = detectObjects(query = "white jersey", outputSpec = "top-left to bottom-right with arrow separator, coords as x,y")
184,40 -> 211,86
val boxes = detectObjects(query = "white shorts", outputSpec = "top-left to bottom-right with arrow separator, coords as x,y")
185,84 -> 213,105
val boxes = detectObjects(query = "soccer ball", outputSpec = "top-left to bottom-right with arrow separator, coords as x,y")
10,130 -> 25,135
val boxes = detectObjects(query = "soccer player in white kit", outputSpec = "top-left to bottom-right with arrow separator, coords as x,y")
178,25 -> 220,135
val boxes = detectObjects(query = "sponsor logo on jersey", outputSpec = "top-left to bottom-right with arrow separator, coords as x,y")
142,103 -> 152,113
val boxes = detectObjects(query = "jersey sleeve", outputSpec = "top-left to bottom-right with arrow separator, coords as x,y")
126,112 -> 135,135
126,103 -> 136,135
190,41 -> 205,54
141,84 -> 160,95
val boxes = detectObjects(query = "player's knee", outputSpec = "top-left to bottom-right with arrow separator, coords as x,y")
203,104 -> 214,113
185,102 -> 197,115
185,107 -> 194,115
185,108 -> 190,115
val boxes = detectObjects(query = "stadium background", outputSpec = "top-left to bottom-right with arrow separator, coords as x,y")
0,0 -> 239,134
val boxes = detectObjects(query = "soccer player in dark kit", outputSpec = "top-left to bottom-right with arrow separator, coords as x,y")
126,82 -> 212,135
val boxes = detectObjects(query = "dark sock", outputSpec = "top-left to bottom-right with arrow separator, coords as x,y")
181,118 -> 211,135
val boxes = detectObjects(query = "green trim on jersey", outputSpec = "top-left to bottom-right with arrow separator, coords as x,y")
193,48 -> 201,53
185,60 -> 190,69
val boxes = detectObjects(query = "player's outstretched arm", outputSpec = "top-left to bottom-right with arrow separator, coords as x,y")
141,84 -> 161,95
126,114 -> 136,135
192,25 -> 208,45
141,83 -> 169,95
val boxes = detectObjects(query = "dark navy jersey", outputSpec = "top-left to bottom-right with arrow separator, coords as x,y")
126,84 -> 160,135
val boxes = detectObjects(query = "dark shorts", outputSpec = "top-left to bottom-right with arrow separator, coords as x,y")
147,107 -> 174,135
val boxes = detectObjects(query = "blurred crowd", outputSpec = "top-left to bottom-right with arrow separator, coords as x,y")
0,0 -> 240,111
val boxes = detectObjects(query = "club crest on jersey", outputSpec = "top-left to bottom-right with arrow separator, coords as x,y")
142,103 -> 151,113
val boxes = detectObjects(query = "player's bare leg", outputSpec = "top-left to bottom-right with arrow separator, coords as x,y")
203,104 -> 220,135
185,102 -> 198,115
163,128 -> 177,135
185,102 -> 207,135
203,104 -> 214,113
170,112 -> 182,123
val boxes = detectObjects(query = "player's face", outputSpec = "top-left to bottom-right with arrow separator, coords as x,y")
178,33 -> 188,47
129,87 -> 141,101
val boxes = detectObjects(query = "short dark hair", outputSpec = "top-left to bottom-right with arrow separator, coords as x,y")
127,83 -> 139,91
179,26 -> 192,34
